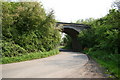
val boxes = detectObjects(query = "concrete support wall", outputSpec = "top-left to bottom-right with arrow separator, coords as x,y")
71,37 -> 81,52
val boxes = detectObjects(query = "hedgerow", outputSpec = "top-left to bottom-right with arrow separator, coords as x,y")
2,2 -> 60,57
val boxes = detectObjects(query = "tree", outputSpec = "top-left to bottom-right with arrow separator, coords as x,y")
113,0 -> 120,11
2,2 -> 61,57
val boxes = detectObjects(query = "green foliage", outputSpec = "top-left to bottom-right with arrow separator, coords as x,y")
95,28 -> 118,53
78,29 -> 96,49
2,49 -> 59,64
85,49 -> 120,78
78,9 -> 119,54
2,40 -> 27,57
78,8 -> 119,78
76,18 -> 95,25
2,2 -> 60,57
62,34 -> 72,49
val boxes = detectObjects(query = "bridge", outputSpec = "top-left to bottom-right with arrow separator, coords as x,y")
56,22 -> 90,51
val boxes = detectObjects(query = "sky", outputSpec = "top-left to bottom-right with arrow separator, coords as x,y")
40,0 -> 115,22
8,0 -> 115,22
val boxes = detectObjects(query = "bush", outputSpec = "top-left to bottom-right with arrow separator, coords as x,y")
77,9 -> 119,78
2,40 -> 27,57
78,28 -> 96,49
2,2 -> 61,57
78,9 -> 119,54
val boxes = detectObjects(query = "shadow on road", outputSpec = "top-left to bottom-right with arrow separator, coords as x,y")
59,48 -> 74,52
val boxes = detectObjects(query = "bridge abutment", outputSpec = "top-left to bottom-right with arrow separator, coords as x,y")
72,37 -> 82,52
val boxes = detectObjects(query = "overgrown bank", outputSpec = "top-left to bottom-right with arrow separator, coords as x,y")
77,9 -> 119,78
2,49 -> 59,64
84,49 -> 120,78
2,2 -> 60,63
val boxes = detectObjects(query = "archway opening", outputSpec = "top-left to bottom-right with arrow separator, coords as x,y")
60,33 -> 72,50
60,28 -> 81,52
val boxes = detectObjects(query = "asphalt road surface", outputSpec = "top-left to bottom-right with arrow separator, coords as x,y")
2,51 -> 88,78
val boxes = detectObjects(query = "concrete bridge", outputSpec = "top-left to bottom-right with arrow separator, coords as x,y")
56,22 -> 90,51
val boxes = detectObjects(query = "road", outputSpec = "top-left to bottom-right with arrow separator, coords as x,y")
2,51 -> 89,78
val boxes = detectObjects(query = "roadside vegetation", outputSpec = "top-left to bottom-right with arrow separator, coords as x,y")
63,1 -> 120,78
1,49 -> 59,64
84,50 -> 119,78
77,9 -> 119,78
2,2 -> 60,63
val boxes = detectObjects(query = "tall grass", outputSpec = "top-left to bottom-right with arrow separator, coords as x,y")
1,49 -> 59,64
84,49 -> 120,78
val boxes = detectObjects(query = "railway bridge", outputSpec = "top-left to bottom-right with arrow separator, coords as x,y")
56,22 -> 90,51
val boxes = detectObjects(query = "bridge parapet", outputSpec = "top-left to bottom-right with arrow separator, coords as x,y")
56,22 -> 90,32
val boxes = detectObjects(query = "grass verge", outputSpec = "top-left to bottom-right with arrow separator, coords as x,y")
1,49 -> 59,64
84,49 -> 120,78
